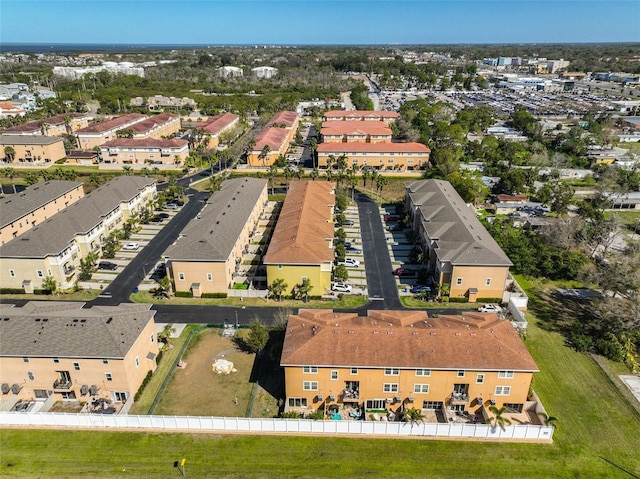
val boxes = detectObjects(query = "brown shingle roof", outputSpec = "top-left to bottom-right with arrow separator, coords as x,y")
129,113 -> 179,134
263,181 -> 335,265
200,112 -> 239,136
2,113 -> 88,133
253,127 -> 289,151
101,138 -> 188,149
266,111 -> 298,128
76,113 -> 147,134
281,310 -> 538,372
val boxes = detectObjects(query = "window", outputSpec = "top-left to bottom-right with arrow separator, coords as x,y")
73,362 -> 80,371
34,389 -> 51,399
456,277 -> 462,285
114,392 -> 128,402
53,357 -> 59,364
384,368 -> 399,376
498,371 -> 514,379
22,357 -> 29,363
503,403 -> 523,413
206,273 -> 213,281
413,384 -> 429,393
457,370 -> 465,377
366,399 -> 386,410
61,391 -> 77,400
277,264 -> 283,270
178,273 -> 185,280
303,381 -> 318,391
37,270 -> 43,278
485,278 -> 492,286
331,370 -> 338,380
350,368 -> 358,375
150,334 -> 154,343
27,371 -> 35,380
102,359 -> 109,365
476,374 -> 485,384
422,401 -> 444,410
303,366 -> 318,374
9,270 -> 15,277
383,383 -> 399,393
495,386 -> 511,396
415,369 -> 431,377
135,356 -> 140,368
105,373 -> 113,382
288,397 -> 308,408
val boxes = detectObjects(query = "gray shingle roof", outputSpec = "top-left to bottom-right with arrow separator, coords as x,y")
0,180 -> 83,229
0,135 -> 64,146
164,178 -> 267,262
406,179 -> 512,267
0,176 -> 155,258
0,302 -> 155,359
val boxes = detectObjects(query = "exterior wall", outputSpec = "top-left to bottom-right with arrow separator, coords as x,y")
317,150 -> 429,170
170,260 -> 230,294
321,133 -> 392,144
0,139 -> 66,163
132,117 -> 181,140
0,184 -> 85,246
448,265 -> 510,300
284,366 -> 533,414
100,145 -> 188,165
0,321 -> 158,403
247,148 -> 286,167
266,263 -> 332,295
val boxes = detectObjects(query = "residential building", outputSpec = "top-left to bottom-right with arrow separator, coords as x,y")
0,301 -> 158,407
252,66 -> 278,79
320,121 -> 393,144
53,64 -> 145,79
0,102 -> 26,119
266,111 -> 299,144
99,138 -> 189,165
198,112 -> 240,149
130,95 -> 197,111
323,110 -> 400,124
317,142 -> 430,170
281,309 -> 538,418
128,113 -> 181,140
165,178 -> 268,296
2,113 -> 90,136
0,180 -> 84,246
247,128 -> 290,167
406,180 -> 513,302
263,181 -> 335,294
217,66 -> 244,78
75,113 -> 148,149
0,176 -> 157,291
65,150 -> 99,165
0,135 -> 66,164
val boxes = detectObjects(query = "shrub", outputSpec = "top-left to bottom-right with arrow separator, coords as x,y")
33,289 -> 52,295
569,331 -> 593,352
0,288 -> 26,294
449,297 -> 469,303
134,370 -> 153,402
477,297 -> 502,303
174,291 -> 194,298
201,292 -> 228,298
155,350 -> 164,365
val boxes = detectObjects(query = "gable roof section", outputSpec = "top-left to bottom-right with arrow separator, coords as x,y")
281,309 -> 538,372
0,135 -> 64,146
263,181 -> 335,265
200,112 -> 240,136
252,127 -> 289,151
164,178 -> 267,262
406,179 -> 512,267
0,180 -> 83,229
0,302 -> 154,359
2,113 -> 88,134
266,111 -> 298,128
129,113 -> 179,134
317,142 -> 430,153
76,113 -> 147,134
0,176 -> 155,258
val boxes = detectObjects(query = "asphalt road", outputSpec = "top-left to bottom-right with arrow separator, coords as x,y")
356,194 -> 402,309
88,187 -> 210,306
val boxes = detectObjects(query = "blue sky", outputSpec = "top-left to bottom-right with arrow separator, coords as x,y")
2,1 -> 639,45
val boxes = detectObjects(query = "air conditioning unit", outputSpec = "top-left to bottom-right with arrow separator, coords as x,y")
386,398 -> 393,403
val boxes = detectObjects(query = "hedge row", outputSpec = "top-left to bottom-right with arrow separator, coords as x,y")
134,370 -> 153,402
477,298 -> 503,304
201,292 -> 228,298
0,288 -> 25,294
174,291 -> 194,298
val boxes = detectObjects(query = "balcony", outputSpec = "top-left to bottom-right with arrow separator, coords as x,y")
53,379 -> 72,390
450,392 -> 469,404
63,265 -> 76,276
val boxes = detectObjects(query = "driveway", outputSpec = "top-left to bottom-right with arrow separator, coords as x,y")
356,195 -> 402,309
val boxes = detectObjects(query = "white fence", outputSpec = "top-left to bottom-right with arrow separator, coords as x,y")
0,412 -> 554,441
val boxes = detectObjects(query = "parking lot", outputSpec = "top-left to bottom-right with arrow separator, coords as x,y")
333,204 -> 366,295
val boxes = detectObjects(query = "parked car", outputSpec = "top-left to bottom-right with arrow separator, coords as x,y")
331,282 -> 352,293
478,304 -> 502,313
97,261 -> 118,271
394,267 -> 416,276
164,203 -> 178,210
384,214 -> 400,222
158,212 -> 170,219
149,216 -> 163,223
339,219 -> 355,226
337,258 -> 360,268
346,246 -> 362,254
122,242 -> 140,251
410,285 -> 431,294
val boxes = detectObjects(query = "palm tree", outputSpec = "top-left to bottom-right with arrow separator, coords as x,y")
310,168 -> 319,181
64,115 -> 74,135
283,165 -> 294,190
361,167 -> 371,187
376,175 -> 389,200
403,407 -> 425,432
3,167 -> 17,193
122,165 -> 133,176
297,278 -> 313,303
3,146 -> 16,163
259,145 -> 271,167
489,405 -> 512,431
538,412 -> 558,427
269,278 -> 288,301
267,165 -> 278,195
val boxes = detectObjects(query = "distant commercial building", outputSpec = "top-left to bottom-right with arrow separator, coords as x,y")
99,138 -> 189,165
263,181 -> 335,294
75,113 -> 148,149
0,180 -> 85,246
546,59 -> 570,73
165,178 -> 268,296
130,95 -> 197,111
53,64 -> 145,79
2,113 -> 90,137
0,135 -> 66,164
317,142 -> 430,170
252,66 -> 278,79
0,301 -> 158,407
217,66 -> 244,78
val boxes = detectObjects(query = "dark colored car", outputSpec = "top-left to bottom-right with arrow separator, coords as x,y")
150,216 -> 163,223
394,267 -> 416,276
346,246 -> 362,254
384,214 -> 400,222
410,285 -> 432,294
158,212 -> 170,219
98,261 -> 118,271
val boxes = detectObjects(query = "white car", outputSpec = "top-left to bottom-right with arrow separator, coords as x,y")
331,283 -> 352,293
337,258 -> 360,268
122,242 -> 140,251
478,304 -> 502,313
